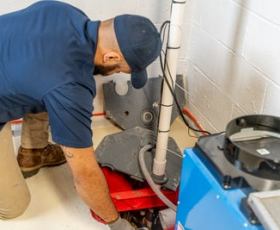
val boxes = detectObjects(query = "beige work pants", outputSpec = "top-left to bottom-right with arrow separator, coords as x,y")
21,112 -> 49,149
0,112 -> 49,219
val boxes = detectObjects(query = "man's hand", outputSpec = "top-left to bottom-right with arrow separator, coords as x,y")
109,217 -> 136,230
61,146 -> 119,223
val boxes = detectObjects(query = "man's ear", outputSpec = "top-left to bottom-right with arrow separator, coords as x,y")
103,51 -> 121,64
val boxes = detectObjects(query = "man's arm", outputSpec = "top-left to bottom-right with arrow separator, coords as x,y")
61,146 -> 119,223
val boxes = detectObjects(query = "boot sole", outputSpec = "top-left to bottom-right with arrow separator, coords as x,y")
21,159 -> 67,178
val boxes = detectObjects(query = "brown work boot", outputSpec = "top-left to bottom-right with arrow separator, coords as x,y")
17,144 -> 66,178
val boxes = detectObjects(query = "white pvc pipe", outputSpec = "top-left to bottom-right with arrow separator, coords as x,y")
153,0 -> 186,177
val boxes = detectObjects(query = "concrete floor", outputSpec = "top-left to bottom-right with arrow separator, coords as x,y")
0,117 -> 196,230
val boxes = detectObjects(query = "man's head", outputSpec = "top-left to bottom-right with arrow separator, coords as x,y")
94,15 -> 162,89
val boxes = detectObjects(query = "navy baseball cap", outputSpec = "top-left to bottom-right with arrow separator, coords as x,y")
114,15 -> 162,89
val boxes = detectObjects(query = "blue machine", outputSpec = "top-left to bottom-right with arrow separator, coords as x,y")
175,147 -> 263,230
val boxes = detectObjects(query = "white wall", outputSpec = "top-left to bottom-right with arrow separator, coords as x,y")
182,0 -> 280,132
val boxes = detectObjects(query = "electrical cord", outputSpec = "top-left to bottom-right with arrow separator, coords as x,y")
159,21 -> 211,136
182,108 -> 209,136
158,50 -> 208,137
163,52 -> 211,135
161,51 -> 210,137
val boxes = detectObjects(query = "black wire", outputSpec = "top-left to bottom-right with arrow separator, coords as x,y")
163,51 -> 211,135
159,21 -> 211,136
188,128 -> 198,138
160,50 -> 209,135
160,20 -> 170,42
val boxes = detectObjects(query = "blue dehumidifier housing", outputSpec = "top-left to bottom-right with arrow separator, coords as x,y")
176,134 -> 265,230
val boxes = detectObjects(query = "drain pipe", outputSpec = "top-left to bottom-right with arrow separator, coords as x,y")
153,0 -> 186,181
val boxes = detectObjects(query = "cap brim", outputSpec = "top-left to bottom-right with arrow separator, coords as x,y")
131,70 -> 147,89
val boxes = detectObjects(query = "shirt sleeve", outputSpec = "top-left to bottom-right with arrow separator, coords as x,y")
43,82 -> 94,148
